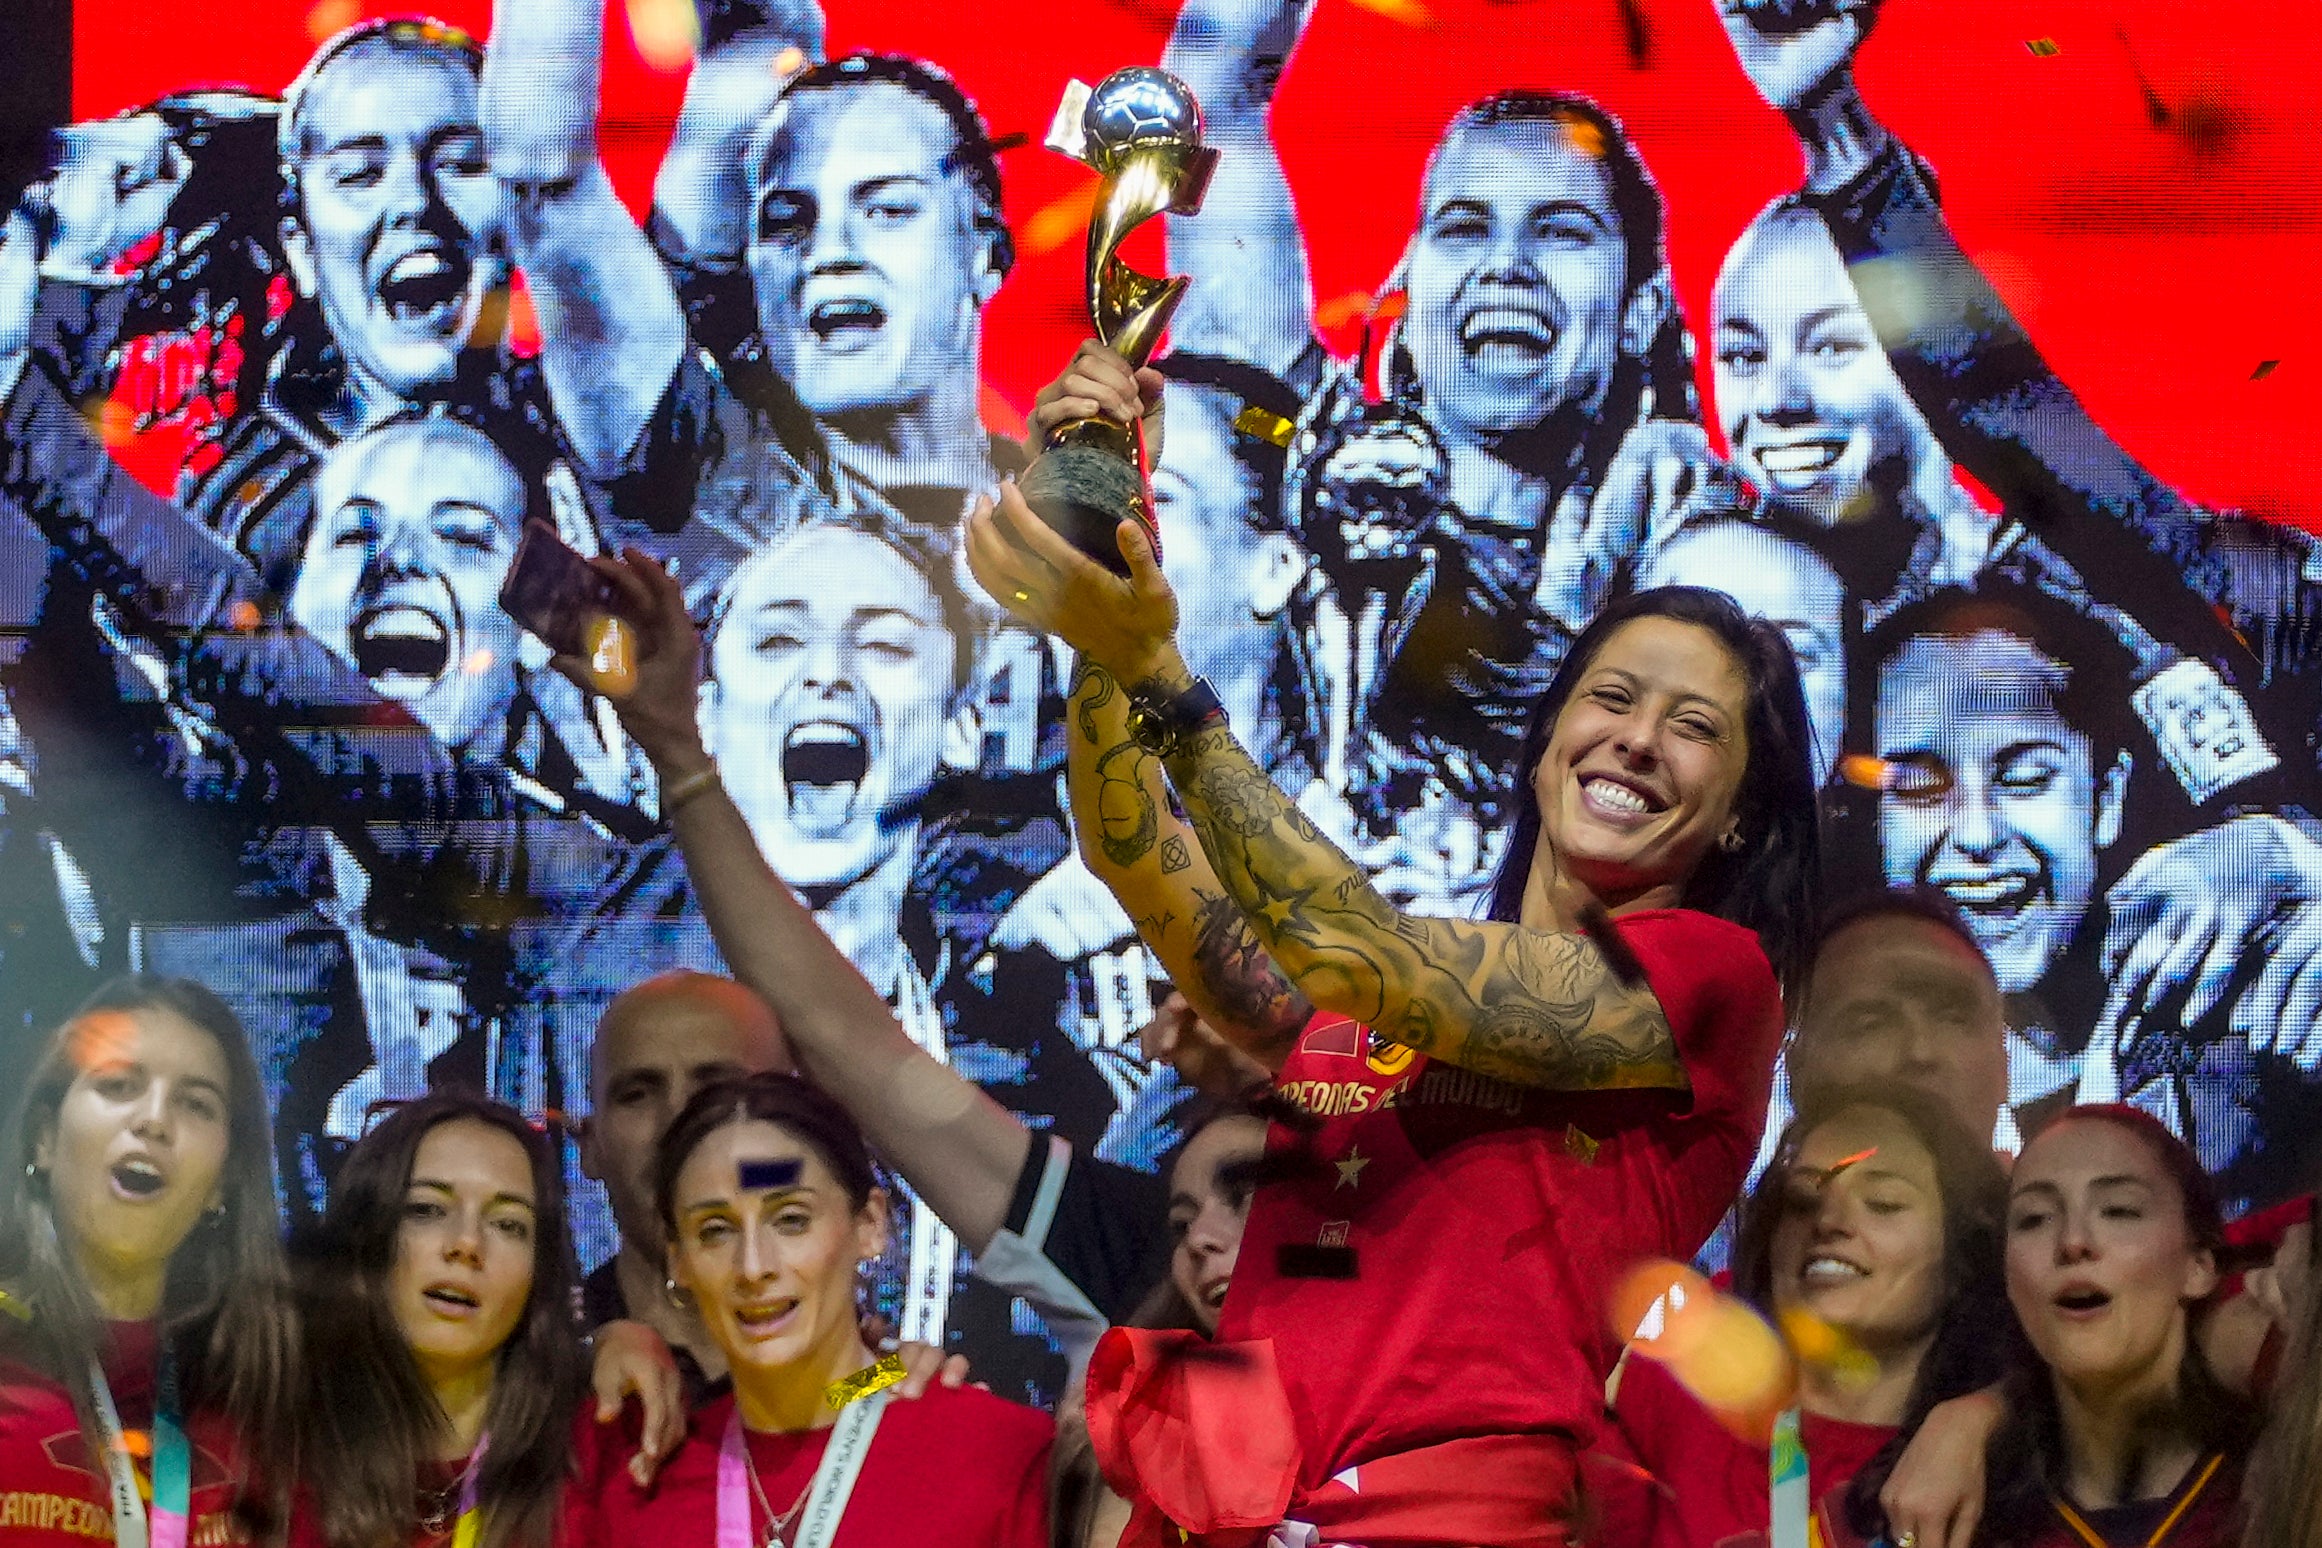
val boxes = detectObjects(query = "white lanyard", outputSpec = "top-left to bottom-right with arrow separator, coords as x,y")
1769,1405 -> 1810,1548
892,967 -> 955,1348
87,1352 -> 189,1548
716,1390 -> 889,1548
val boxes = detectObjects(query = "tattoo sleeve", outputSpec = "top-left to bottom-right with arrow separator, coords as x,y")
1148,672 -> 1685,1093
1066,658 -> 1312,1063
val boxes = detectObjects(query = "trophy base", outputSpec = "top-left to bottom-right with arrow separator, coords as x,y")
1017,423 -> 1154,578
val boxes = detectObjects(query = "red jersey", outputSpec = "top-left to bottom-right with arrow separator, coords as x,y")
0,1321 -> 257,1545
1999,1453 -> 2244,1548
1613,1350 -> 1891,1548
1216,908 -> 1783,1496
569,1381 -> 1052,1547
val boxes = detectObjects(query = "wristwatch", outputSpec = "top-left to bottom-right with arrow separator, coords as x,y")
1126,676 -> 1227,757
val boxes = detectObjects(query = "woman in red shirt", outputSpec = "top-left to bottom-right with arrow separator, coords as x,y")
289,1089 -> 588,1548
1615,1084 -> 2009,1548
965,347 -> 1822,1546
0,976 -> 298,1546
573,1071 -> 1051,1546
1975,1107 -> 2255,1548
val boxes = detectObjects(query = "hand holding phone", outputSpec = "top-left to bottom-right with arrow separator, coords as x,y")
498,520 -> 639,696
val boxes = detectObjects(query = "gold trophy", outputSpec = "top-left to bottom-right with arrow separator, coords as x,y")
1016,67 -> 1216,574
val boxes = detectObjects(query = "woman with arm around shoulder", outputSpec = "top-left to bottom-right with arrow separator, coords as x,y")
576,1072 -> 1051,1547
1975,1107 -> 2254,1548
1615,1084 -> 2011,1548
0,975 -> 298,1547
966,426 -> 1821,1543
288,1089 -> 588,1548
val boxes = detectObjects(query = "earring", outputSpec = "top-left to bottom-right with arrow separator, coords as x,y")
662,1275 -> 693,1313
1718,827 -> 1744,854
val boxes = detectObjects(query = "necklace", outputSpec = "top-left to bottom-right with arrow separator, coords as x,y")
742,1440 -> 814,1548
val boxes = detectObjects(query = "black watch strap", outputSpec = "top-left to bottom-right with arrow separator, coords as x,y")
1126,676 -> 1226,756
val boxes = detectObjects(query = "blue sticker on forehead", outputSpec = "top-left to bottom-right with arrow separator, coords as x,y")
739,1158 -> 802,1191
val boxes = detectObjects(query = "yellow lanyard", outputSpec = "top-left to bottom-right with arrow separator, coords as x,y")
2051,1454 -> 2224,1548
450,1507 -> 479,1548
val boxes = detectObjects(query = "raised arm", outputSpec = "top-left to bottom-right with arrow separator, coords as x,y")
1160,0 -> 1320,379
966,489 -> 1686,1094
482,0 -> 687,474
576,551 -> 1032,1254
1719,0 -> 2318,682
650,2 -> 826,267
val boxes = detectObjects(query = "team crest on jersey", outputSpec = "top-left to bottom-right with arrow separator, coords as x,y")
1364,1030 -> 1416,1077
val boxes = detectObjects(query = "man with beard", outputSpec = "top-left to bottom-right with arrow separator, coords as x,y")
1162,0 -> 1733,811
1866,582 -> 2322,1209
689,505 -> 1106,1382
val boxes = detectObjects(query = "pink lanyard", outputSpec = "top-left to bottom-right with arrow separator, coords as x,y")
715,1394 -> 887,1548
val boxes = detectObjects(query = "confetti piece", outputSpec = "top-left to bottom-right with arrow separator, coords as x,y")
1233,405 -> 1296,448
228,599 -> 263,632
117,1429 -> 153,1460
0,1291 -> 30,1323
1822,1146 -> 1879,1178
2252,360 -> 2281,380
1023,181 -> 1101,258
625,0 -> 700,72
738,1157 -> 803,1191
1564,1124 -> 1600,1166
1276,1243 -> 1360,1279
1837,753 -> 1891,792
67,1010 -> 139,1073
305,0 -> 360,43
771,45 -> 806,77
462,647 -> 496,677
1345,0 -> 1434,24
823,1350 -> 907,1409
1577,901 -> 1647,987
2025,37 -> 2061,57
1778,1307 -> 1880,1392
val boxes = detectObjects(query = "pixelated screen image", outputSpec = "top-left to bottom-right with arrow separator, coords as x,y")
4,0 -> 2317,1405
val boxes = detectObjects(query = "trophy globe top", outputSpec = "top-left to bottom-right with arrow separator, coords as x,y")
1081,66 -> 1205,179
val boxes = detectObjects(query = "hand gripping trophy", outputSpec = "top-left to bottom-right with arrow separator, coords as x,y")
1016,67 -> 1217,573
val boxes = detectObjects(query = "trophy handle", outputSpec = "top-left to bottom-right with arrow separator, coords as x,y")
1087,155 -> 1192,371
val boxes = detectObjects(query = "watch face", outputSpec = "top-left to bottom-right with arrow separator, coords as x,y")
1126,704 -> 1171,755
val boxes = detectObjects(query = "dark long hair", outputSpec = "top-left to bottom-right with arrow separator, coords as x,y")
0,977 -> 298,1518
1983,1106 -> 2257,1538
293,1089 -> 583,1548
1728,1084 -> 2012,1540
1485,585 -> 1822,995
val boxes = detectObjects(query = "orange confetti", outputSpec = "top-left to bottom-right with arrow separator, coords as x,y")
1823,1146 -> 1879,1178
117,1430 -> 153,1460
1558,114 -> 1608,161
305,0 -> 360,44
1837,753 -> 1891,792
625,0 -> 699,72
67,1010 -> 140,1074
228,600 -> 263,632
771,45 -> 806,78
1023,180 -> 1100,258
462,647 -> 496,676
1345,0 -> 1434,25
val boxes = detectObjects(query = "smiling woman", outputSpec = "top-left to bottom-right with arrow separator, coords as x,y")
0,976 -> 298,1547
288,1089 -> 585,1548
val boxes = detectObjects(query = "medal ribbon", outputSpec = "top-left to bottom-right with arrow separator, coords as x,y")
717,1389 -> 890,1548
1768,1405 -> 1809,1548
448,1436 -> 488,1548
87,1350 -> 190,1548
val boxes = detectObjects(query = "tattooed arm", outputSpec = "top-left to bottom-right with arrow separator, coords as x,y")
967,438 -> 1683,1093
1126,650 -> 1685,1092
1067,656 -> 1313,1072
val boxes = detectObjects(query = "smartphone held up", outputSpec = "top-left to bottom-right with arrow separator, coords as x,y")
497,521 -> 640,697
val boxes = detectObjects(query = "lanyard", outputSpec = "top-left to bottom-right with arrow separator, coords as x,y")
716,1391 -> 889,1548
87,1350 -> 190,1548
2051,1454 -> 2225,1548
446,1437 -> 487,1548
1769,1406 -> 1810,1548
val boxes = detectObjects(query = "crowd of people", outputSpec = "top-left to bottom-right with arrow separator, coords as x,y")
2,0 -> 2320,1541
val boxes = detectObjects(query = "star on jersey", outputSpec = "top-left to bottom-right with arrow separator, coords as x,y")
1335,1145 -> 1371,1189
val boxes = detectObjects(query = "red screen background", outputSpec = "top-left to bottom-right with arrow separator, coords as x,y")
72,0 -> 2322,530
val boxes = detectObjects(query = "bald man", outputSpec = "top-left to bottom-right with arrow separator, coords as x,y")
579,971 -> 792,1388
